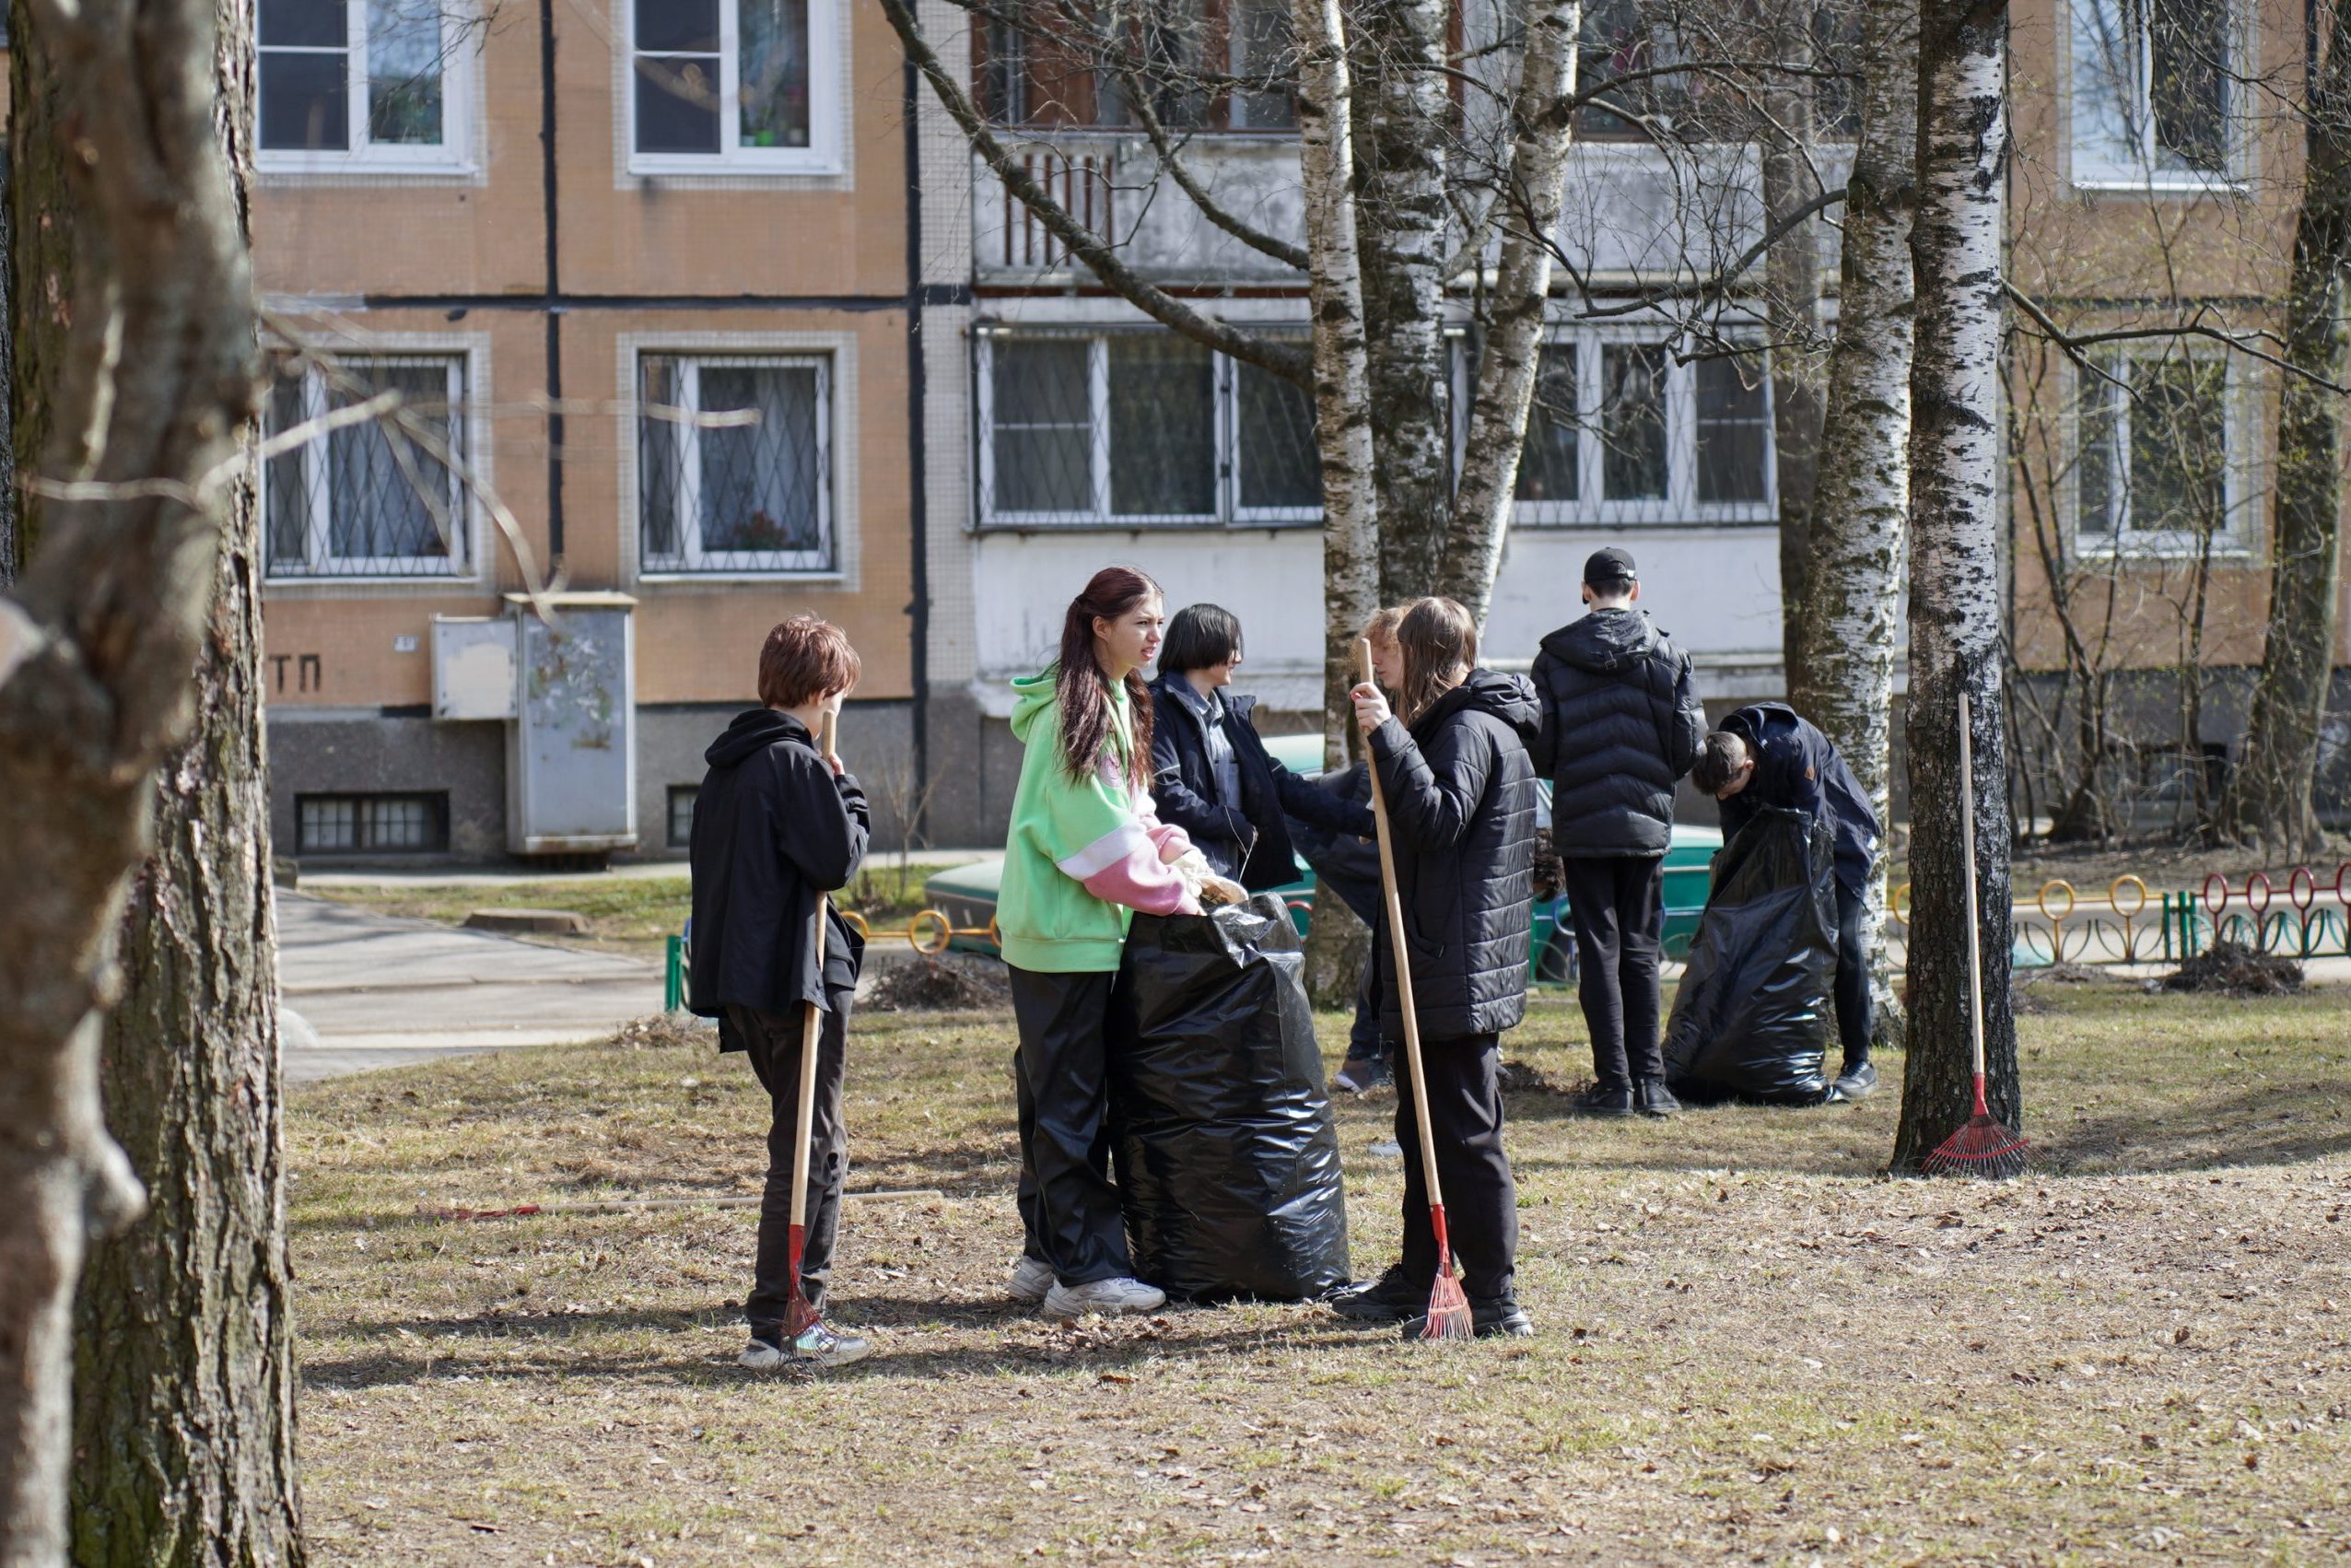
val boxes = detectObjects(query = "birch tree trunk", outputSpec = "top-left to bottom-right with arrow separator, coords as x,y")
1763,15 -> 1829,698
1436,0 -> 1582,626
2216,0 -> 2351,858
1352,0 -> 1453,602
1292,0 -> 1382,760
65,4 -> 305,1557
1889,0 -> 2020,1171
0,0 -> 263,1556
1792,0 -> 1919,1057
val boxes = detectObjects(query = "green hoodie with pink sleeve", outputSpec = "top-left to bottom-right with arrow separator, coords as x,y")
997,669 -> 1199,973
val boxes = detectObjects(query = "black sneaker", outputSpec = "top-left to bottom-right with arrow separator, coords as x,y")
1831,1060 -> 1878,1101
1398,1296 -> 1534,1340
1572,1082 -> 1636,1117
1634,1077 -> 1681,1117
1334,1054 -> 1393,1093
1328,1265 -> 1426,1321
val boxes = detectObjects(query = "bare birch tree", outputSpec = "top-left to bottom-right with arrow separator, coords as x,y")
0,0 -> 266,1558
1793,0 -> 1919,1056
1891,0 -> 2020,1169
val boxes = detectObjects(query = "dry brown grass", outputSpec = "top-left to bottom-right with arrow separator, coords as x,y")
289,982 -> 2351,1564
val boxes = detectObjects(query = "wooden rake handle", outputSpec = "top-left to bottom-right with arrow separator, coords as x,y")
790,708 -> 840,1249
1359,641 -> 1447,1217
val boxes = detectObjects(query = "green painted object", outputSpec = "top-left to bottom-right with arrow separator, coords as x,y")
921,731 -> 1724,980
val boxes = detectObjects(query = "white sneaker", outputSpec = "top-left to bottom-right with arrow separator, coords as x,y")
1043,1276 -> 1167,1320
1009,1256 -> 1056,1305
736,1322 -> 871,1369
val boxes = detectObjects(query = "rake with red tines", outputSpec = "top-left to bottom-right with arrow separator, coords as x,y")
1360,641 -> 1476,1341
1923,688 -> 2032,1180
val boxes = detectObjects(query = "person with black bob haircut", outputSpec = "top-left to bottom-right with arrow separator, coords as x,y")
1146,602 -> 1374,894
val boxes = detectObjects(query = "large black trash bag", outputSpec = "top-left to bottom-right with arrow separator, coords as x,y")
1108,895 -> 1351,1301
1663,805 -> 1838,1106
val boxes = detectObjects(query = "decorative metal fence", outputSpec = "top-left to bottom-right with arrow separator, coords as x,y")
1891,863 -> 2351,968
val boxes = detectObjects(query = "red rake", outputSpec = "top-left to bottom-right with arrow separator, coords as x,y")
1923,687 -> 2032,1180
1360,640 -> 1476,1342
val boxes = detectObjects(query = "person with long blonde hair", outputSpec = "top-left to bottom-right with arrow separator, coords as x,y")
1328,597 -> 1541,1339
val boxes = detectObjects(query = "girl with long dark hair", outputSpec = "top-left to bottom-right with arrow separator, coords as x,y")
1329,596 -> 1542,1339
997,566 -> 1234,1319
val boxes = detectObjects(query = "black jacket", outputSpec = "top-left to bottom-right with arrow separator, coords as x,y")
1289,761 -> 1383,925
687,708 -> 869,1038
1147,675 -> 1374,891
1367,669 -> 1542,1041
1527,608 -> 1705,858
1716,702 -> 1881,900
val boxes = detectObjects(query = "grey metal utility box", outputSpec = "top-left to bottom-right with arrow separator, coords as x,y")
430,594 -> 638,858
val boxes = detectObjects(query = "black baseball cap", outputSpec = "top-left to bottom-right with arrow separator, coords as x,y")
1583,547 -> 1637,585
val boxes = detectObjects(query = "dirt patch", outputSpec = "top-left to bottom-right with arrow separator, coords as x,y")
1498,1057 -> 1570,1095
609,1013 -> 717,1050
866,955 -> 1013,1012
2161,940 -> 2304,997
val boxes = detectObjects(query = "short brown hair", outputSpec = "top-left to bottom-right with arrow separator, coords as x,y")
1363,603 -> 1409,649
1691,731 -> 1747,796
757,615 -> 861,709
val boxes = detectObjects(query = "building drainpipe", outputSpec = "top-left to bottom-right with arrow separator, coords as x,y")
903,53 -> 932,834
539,0 -> 567,569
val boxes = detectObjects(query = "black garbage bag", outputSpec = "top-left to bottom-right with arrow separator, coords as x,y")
1663,806 -> 1837,1106
1108,895 -> 1351,1301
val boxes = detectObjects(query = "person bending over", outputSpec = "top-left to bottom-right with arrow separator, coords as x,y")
688,615 -> 871,1369
1690,703 -> 1883,1101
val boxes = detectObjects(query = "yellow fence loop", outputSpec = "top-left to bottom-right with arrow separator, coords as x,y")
907,908 -> 953,955
840,908 -> 871,940
1891,882 -> 1912,925
2036,879 -> 2076,924
2109,874 -> 2149,920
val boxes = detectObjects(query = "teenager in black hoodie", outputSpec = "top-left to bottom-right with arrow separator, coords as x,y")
1527,548 -> 1707,1118
688,616 -> 871,1369
1329,597 -> 1539,1339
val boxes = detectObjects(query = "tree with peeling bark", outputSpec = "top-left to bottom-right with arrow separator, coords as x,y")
1792,0 -> 1919,1058
52,2 -> 308,1555
2216,0 -> 2351,860
0,0 -> 281,1559
1891,0 -> 2021,1171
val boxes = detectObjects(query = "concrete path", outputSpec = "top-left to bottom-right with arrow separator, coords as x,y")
277,892 -> 661,1083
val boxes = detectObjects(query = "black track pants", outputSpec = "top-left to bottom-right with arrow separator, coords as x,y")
730,997 -> 850,1329
1562,855 -> 1667,1088
1834,883 -> 1874,1071
1008,965 -> 1136,1287
1393,1032 -> 1519,1303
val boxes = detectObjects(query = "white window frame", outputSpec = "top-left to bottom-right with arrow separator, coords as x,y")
639,352 -> 838,577
1224,349 -> 1320,524
2067,0 -> 2250,192
626,0 -> 845,177
262,352 -> 474,580
976,330 -> 1231,528
257,0 -> 476,175
1509,327 -> 1777,529
2072,348 -> 2253,558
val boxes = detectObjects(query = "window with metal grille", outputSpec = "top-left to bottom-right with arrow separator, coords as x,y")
668,785 -> 699,848
977,0 -> 1295,131
977,327 -> 1319,528
638,354 -> 836,574
295,792 -> 449,854
2071,0 -> 2237,185
629,0 -> 842,173
1512,333 -> 1774,524
263,354 -> 469,579
259,0 -> 473,171
2075,349 -> 2242,555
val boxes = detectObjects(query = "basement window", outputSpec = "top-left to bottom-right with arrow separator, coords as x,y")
296,792 -> 450,854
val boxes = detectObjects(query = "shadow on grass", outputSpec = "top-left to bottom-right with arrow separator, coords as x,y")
2036,1076 -> 2351,1174
300,1295 -> 1384,1391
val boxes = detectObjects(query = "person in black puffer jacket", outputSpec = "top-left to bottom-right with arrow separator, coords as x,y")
1527,547 -> 1706,1120
1329,597 -> 1538,1340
